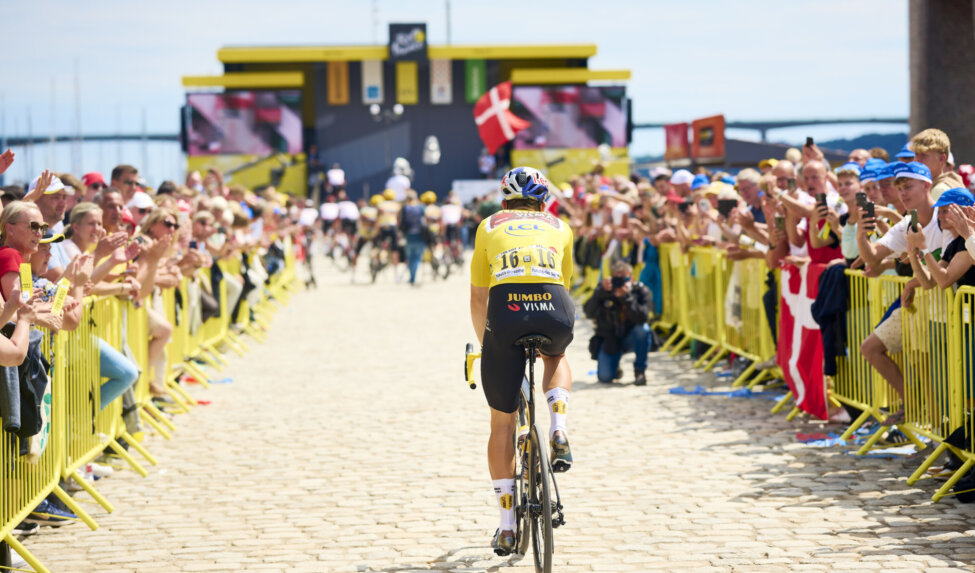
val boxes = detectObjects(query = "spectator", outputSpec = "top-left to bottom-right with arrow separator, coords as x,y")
669,170 -> 693,198
584,261 -> 652,386
110,165 -> 140,204
400,190 -> 426,286
126,190 -> 155,228
856,162 -> 951,420
81,172 -> 108,203
848,149 -> 871,167
911,129 -> 964,201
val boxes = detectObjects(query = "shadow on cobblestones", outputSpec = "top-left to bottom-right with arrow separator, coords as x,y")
656,348 -> 975,568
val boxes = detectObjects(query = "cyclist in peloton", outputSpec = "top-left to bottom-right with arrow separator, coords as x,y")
469,166 -> 575,555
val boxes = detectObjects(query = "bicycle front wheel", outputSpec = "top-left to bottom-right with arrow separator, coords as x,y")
528,425 -> 553,573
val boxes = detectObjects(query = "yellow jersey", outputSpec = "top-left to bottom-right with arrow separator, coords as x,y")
470,209 -> 574,290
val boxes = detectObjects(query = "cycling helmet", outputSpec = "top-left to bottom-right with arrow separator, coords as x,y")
420,191 -> 437,204
500,166 -> 550,203
382,188 -> 396,201
370,194 -> 383,206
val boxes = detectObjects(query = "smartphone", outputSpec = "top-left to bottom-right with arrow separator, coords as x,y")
855,192 -> 868,208
787,178 -> 797,192
189,240 -> 198,250
717,199 -> 738,218
805,136 -> 814,147
864,201 -> 876,221
774,215 -> 785,231
816,193 -> 828,215
677,201 -> 690,214
698,199 -> 710,213
909,209 -> 918,232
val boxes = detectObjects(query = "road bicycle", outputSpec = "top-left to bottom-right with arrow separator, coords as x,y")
465,336 -> 565,573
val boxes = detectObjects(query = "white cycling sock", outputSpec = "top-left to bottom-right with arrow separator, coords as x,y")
493,478 -> 516,531
545,388 -> 569,438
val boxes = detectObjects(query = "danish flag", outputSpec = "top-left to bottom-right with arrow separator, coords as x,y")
473,81 -> 530,154
777,263 -> 828,420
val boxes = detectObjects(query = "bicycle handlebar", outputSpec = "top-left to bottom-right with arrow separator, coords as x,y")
465,343 -> 480,390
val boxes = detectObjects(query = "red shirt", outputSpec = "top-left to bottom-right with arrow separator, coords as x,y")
805,221 -> 843,265
0,247 -> 23,301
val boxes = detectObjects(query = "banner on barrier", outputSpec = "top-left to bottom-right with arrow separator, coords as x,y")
777,263 -> 828,419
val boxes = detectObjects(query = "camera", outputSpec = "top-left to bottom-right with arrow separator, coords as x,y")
610,275 -> 630,290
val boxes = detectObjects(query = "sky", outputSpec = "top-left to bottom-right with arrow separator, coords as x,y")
0,0 -> 909,185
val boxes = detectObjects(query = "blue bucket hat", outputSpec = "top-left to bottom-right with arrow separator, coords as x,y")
690,174 -> 710,191
875,163 -> 895,181
889,162 -> 910,178
721,175 -> 736,186
933,187 -> 975,208
895,144 -> 915,160
859,169 -> 878,184
864,158 -> 886,171
894,161 -> 932,184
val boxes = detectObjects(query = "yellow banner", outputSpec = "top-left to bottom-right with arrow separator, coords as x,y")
327,61 -> 349,105
510,148 -> 629,188
186,154 -> 308,197
396,61 -> 419,105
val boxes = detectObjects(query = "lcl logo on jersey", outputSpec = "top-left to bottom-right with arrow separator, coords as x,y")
504,223 -> 544,237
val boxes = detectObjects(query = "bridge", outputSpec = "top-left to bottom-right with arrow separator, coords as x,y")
632,117 -> 909,143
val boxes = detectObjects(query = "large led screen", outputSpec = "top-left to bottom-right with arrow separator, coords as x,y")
186,91 -> 302,156
511,86 -> 626,150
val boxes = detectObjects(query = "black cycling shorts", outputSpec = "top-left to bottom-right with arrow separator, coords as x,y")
340,219 -> 357,236
445,224 -> 461,244
379,226 -> 399,247
481,283 -> 575,413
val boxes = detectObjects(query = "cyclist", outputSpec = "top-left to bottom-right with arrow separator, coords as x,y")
420,191 -> 442,252
441,191 -> 464,262
336,189 -> 360,242
353,195 -> 381,268
377,188 -> 402,275
469,166 -> 575,555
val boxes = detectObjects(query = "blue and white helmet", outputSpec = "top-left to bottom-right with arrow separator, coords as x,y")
500,166 -> 550,203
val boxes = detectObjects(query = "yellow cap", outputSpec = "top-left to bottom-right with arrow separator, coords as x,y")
421,191 -> 437,204
370,195 -> 383,206
382,189 -> 396,200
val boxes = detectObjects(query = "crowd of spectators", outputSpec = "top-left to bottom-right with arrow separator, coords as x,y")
484,130 -> 975,426
0,150 -> 300,536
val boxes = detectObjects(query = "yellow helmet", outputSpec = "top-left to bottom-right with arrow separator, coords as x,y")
421,191 -> 437,204
382,188 -> 396,201
370,194 -> 383,206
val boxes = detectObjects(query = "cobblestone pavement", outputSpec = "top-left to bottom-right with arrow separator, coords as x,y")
20,260 -> 975,572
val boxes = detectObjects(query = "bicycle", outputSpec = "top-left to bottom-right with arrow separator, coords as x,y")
465,336 -> 565,573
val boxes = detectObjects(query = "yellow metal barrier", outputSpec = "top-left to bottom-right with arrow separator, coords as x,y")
676,247 -> 726,370
723,257 -> 777,388
658,243 -> 687,352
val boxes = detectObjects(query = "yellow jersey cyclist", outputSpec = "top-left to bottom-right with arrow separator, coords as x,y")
469,166 -> 575,555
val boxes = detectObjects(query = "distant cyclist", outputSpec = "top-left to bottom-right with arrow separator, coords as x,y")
469,166 -> 575,555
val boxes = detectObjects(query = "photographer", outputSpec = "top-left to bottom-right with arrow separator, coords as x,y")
583,261 -> 652,386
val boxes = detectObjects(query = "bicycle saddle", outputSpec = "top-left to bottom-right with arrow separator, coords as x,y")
514,334 -> 552,348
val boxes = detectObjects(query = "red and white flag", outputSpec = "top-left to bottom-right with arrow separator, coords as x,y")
473,81 -> 530,154
776,263 -> 828,420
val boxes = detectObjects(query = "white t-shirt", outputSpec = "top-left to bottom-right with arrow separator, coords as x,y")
877,207 -> 953,257
326,168 -> 346,187
299,207 -> 318,227
385,174 -> 411,201
319,203 -> 339,221
441,203 -> 462,225
337,200 -> 359,221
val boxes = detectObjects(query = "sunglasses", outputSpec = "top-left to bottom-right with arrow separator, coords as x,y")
163,220 -> 180,230
137,208 -> 151,215
90,183 -> 107,190
26,221 -> 50,234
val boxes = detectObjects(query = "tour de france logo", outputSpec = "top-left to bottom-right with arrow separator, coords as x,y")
499,493 -> 514,510
391,27 -> 426,58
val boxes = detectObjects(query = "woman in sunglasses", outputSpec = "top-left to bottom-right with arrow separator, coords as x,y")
0,202 -> 47,302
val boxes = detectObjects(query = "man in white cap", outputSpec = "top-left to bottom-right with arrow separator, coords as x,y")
126,190 -> 155,228
669,169 -> 694,198
27,172 -> 74,279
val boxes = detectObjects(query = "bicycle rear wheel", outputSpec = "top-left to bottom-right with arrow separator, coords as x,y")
528,425 -> 553,573
514,406 -> 530,555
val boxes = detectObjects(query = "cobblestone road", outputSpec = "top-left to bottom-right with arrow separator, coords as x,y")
21,260 -> 975,572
